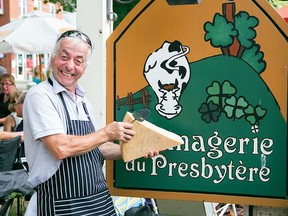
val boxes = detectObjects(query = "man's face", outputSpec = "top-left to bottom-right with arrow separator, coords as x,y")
51,39 -> 89,93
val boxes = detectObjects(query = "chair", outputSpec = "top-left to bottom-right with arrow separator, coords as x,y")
0,136 -> 21,172
0,199 -> 13,216
0,136 -> 33,216
0,136 -> 21,216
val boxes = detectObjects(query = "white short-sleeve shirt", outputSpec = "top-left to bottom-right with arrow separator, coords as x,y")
23,75 -> 98,187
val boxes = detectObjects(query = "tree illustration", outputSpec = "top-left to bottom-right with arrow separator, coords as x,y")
203,3 -> 266,73
204,13 -> 238,56
234,11 -> 259,58
241,44 -> 266,74
222,2 -> 240,56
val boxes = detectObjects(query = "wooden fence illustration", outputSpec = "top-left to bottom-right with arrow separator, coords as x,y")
116,89 -> 151,111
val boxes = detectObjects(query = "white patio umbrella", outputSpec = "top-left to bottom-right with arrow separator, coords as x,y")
0,10 -> 75,81
0,10 -> 75,54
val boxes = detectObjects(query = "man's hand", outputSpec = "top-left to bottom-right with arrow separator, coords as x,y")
104,121 -> 136,142
143,150 -> 160,159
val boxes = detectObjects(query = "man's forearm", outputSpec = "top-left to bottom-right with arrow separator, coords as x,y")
98,142 -> 122,160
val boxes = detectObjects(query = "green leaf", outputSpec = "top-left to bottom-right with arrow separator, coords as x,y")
198,101 -> 221,123
222,81 -> 237,95
207,81 -> 221,95
224,96 -> 248,119
255,106 -> 267,118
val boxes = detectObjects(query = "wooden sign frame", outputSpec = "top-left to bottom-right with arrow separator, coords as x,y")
106,0 -> 288,208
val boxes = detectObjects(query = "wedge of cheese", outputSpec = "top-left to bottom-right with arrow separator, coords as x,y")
121,112 -> 183,162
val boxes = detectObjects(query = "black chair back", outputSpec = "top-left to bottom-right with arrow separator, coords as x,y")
0,136 -> 21,172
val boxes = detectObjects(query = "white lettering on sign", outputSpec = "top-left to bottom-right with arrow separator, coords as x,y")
125,130 -> 273,183
176,131 -> 273,159
149,156 -> 270,183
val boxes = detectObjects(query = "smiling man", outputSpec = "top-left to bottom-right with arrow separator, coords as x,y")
23,30 -> 158,216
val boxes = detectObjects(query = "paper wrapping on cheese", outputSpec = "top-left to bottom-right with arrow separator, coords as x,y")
120,111 -> 183,162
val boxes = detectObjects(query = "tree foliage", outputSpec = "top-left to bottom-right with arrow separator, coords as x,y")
42,0 -> 140,28
204,13 -> 237,48
43,0 -> 77,12
241,44 -> 266,74
234,11 -> 259,49
267,0 -> 288,9
203,3 -> 266,74
113,0 -> 140,28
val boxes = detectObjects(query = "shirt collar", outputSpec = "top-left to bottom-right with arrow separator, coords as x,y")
48,74 -> 86,98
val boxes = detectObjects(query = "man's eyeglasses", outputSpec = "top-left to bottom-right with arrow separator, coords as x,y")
57,30 -> 92,48
0,83 -> 14,87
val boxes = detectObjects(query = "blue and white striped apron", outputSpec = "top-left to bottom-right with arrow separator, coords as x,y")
36,81 -> 116,215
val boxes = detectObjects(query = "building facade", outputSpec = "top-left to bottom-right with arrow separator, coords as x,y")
0,0 -> 62,83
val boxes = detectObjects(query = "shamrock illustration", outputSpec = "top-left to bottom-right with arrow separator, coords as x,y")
244,104 -> 267,125
207,81 -> 237,111
224,96 -> 249,119
198,101 -> 221,123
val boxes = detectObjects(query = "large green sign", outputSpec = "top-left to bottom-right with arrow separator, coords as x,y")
107,0 -> 287,206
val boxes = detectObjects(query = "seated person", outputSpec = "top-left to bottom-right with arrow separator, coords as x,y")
14,91 -> 27,157
1,91 -> 26,144
0,74 -> 16,128
4,89 -> 23,132
0,91 -> 27,169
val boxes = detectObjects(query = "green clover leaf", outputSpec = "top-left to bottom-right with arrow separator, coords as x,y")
244,105 -> 267,125
198,101 -> 221,123
224,96 -> 248,119
207,81 -> 237,110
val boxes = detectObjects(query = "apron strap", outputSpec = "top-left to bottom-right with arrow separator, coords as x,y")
48,77 -> 94,131
82,101 -> 92,123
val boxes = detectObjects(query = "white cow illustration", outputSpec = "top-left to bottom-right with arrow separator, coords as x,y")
144,40 -> 191,119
